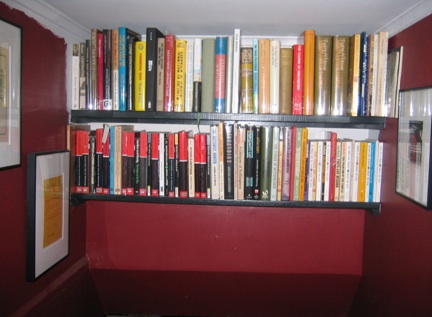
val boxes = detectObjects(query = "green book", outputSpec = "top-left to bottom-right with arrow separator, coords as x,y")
201,38 -> 215,112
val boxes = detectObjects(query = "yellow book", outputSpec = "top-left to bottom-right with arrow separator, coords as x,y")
347,33 -> 361,116
174,39 -> 187,112
298,127 -> 309,201
258,39 -> 270,114
134,41 -> 146,111
240,47 -> 253,113
357,141 -> 368,202
302,29 -> 316,115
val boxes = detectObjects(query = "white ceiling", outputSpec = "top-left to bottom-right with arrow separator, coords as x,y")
32,0 -> 432,38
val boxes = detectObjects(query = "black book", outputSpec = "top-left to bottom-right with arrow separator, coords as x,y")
145,27 -> 165,111
253,126 -> 262,200
127,35 -> 138,110
224,123 -> 235,199
103,29 -> 112,107
134,132 -> 140,195
244,125 -> 256,200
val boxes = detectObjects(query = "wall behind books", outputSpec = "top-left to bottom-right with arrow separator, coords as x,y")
0,3 -> 102,316
350,14 -> 432,316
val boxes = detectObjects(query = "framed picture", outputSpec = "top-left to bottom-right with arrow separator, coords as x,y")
27,150 -> 70,281
396,86 -> 432,209
0,18 -> 22,169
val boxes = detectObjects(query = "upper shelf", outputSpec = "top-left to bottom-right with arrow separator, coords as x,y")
70,110 -> 386,129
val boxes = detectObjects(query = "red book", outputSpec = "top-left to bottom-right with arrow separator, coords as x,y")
138,131 -> 148,196
164,34 -> 176,112
292,44 -> 304,115
328,131 -> 337,201
150,132 -> 159,196
167,133 -> 176,197
178,130 -> 189,198
194,134 -> 201,198
121,131 -> 135,195
97,31 -> 104,110
199,133 -> 208,198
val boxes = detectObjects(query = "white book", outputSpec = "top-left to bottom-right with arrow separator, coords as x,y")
72,44 -> 80,110
270,39 -> 280,114
184,39 -> 194,112
270,126 -> 280,200
365,141 -> 372,202
334,141 -> 342,201
233,122 -> 239,199
350,141 -> 361,202
343,140 -> 353,202
225,36 -> 234,113
375,31 -> 389,116
210,125 -> 220,199
308,140 -> 317,201
231,28 -> 241,113
368,33 -> 378,116
159,132 -> 165,197
315,140 -> 324,201
193,38 -> 202,82
323,140 -> 332,201
374,141 -> 384,202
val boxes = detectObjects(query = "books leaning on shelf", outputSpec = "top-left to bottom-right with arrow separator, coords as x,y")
68,124 -> 384,203
72,27 -> 396,117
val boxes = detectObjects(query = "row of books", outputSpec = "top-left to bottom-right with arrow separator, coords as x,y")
69,123 -> 383,202
71,27 -> 401,117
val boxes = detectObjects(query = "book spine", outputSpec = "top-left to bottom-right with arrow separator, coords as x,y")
328,132 -> 337,202
210,125 -> 220,199
188,132 -> 195,198
331,35 -> 350,116
103,29 -> 112,110
167,133 -> 176,197
269,40 -> 280,114
159,133 -> 166,196
193,38 -> 202,112
194,134 -> 201,198
303,29 -> 316,115
252,39 -> 259,114
350,140 -> 361,202
231,28 -> 241,113
118,28 -> 127,111
244,125 -> 255,200
163,34 -> 176,112
373,142 -> 383,202
214,36 -> 227,113
174,39 -> 187,112
134,41 -> 146,111
259,126 -> 272,200
111,29 -> 119,110
174,133 -> 180,197
375,31 -> 388,116
225,36 -> 234,114
156,37 -> 165,112
126,35 -> 137,111
134,132 -> 140,195
279,47 -> 293,114
315,140 -> 324,201
200,133 -> 208,198
277,130 -> 284,201
334,140 -> 342,201
298,127 -> 309,201
150,132 -> 159,196
289,126 -> 297,200
307,140 -> 317,201
233,123 -> 239,200
206,134 -> 211,198
145,27 -> 165,112
253,126 -> 261,200
359,32 -> 369,116
237,125 -> 245,200
89,132 -> 96,193
184,40 -> 194,112
201,38 -> 216,113
85,39 -> 92,110
101,128 -> 110,194
258,39 -> 270,114
313,35 -> 332,115
178,131 -> 189,198
138,131 -> 148,196
72,44 -> 80,110
95,128 -> 104,193
240,47 -> 253,114
79,42 -> 87,109
292,44 -> 304,115
90,29 -> 100,110
223,123 -> 234,199
270,126 -> 280,200
281,126 -> 292,201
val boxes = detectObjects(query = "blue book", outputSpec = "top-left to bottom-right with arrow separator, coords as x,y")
359,31 -> 369,116
252,39 -> 259,114
214,36 -> 227,112
368,140 -> 376,202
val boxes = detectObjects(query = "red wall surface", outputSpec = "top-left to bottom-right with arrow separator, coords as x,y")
0,3 -> 102,316
350,14 -> 432,316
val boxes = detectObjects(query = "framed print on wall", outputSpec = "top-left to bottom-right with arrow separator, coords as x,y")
396,86 -> 432,209
0,18 -> 22,169
27,150 -> 70,281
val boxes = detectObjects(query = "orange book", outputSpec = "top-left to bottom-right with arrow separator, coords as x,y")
302,29 -> 316,115
258,39 -> 270,114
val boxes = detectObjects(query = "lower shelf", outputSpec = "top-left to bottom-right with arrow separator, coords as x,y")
70,193 -> 381,216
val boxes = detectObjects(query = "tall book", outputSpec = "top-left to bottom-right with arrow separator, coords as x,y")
88,28 -> 101,110
134,41 -> 146,111
269,40 -> 280,114
184,39 -> 194,112
72,44 -> 80,110
224,123 -> 235,199
121,131 -> 135,196
373,141 -> 383,202
314,35 -> 332,115
178,130 -> 189,198
279,47 -> 293,114
253,126 -> 262,200
328,132 -> 337,201
126,34 -> 138,110
244,125 -> 256,200
150,132 -> 160,196
331,35 -> 350,116
302,29 -> 316,115
163,34 -> 176,112
277,130 -> 284,201
194,133 -> 207,198
292,44 -> 304,115
78,42 -> 87,109
225,36 -> 234,113
97,31 -> 104,110
270,126 -> 280,200
159,132 -> 166,196
252,39 -> 259,114
240,47 -> 253,113
367,33 -> 378,116
231,28 -> 241,113
156,37 -> 165,112
111,29 -> 119,110
259,126 -> 272,200
218,122 -> 225,199
188,132 -> 195,198
201,38 -> 216,112
258,39 -> 271,114
145,27 -> 165,112
237,125 -> 245,200
192,38 -> 202,112
292,127 -> 303,201
110,125 -> 134,195
167,133 -> 177,198
118,27 -> 141,111
298,127 -> 309,201
94,128 -> 103,194
347,33 -> 361,117
103,29 -> 113,110
174,39 -> 187,112
281,126 -> 293,200
101,127 -> 110,195
214,36 -> 227,113
210,125 -> 220,199
359,31 -> 369,116
374,31 -> 388,117
138,131 -> 149,196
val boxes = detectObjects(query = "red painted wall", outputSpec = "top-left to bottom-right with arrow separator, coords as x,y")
0,3 -> 102,316
350,14 -> 432,316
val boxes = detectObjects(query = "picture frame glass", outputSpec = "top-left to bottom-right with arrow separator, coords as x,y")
27,150 -> 70,281
396,87 -> 432,208
0,18 -> 21,169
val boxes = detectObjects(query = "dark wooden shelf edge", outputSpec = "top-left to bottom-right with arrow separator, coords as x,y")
70,111 -> 386,130
70,193 -> 381,216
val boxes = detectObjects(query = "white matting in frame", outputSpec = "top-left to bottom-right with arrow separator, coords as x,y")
396,86 -> 432,209
27,150 -> 70,281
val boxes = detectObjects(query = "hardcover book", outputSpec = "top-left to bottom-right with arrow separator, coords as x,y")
269,40 -> 280,114
259,126 -> 272,200
331,35 -> 350,116
292,44 -> 304,115
193,38 -> 202,112
314,35 -> 332,115
214,36 -> 227,113
347,33 -> 361,117
258,39 -> 270,114
279,47 -> 293,114
302,29 -> 316,115
240,47 -> 254,113
163,34 -> 176,112
201,38 -> 216,112
231,29 -> 241,113
244,125 -> 256,200
145,27 -> 165,112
